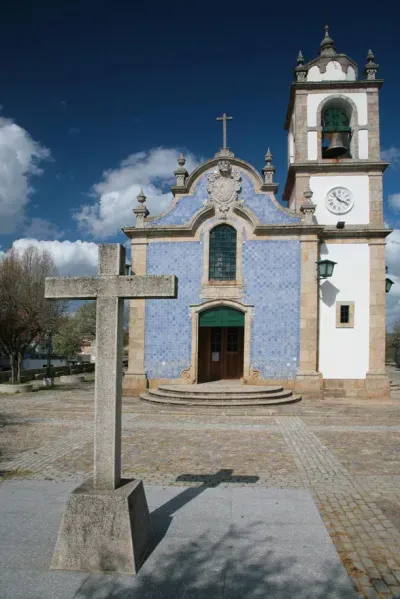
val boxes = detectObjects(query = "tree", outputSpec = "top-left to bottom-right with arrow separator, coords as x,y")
52,316 -> 82,372
392,321 -> 400,366
74,300 -> 130,350
0,246 -> 64,383
74,301 -> 96,340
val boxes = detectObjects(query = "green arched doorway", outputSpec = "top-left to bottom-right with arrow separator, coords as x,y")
198,307 -> 244,382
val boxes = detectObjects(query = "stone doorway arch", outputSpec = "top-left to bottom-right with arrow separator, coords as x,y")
187,300 -> 253,383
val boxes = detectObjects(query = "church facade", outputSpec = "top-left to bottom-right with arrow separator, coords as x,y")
123,28 -> 391,399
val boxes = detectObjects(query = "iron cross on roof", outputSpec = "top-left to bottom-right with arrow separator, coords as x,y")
216,113 -> 233,150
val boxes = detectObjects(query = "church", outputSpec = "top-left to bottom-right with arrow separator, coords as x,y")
122,27 -> 391,401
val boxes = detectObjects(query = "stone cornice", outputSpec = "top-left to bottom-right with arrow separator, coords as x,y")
253,224 -> 323,236
123,222 -> 324,240
123,223 -> 392,241
284,79 -> 384,130
283,161 -> 389,202
321,226 -> 392,240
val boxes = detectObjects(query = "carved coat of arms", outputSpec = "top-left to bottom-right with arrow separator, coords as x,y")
206,160 -> 242,219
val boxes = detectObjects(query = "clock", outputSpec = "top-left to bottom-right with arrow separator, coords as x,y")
325,187 -> 354,215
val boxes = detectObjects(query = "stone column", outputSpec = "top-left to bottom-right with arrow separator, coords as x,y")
123,238 -> 148,395
295,235 -> 322,397
365,239 -> 390,398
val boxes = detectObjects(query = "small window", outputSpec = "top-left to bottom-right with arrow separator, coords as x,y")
340,305 -> 350,324
336,302 -> 354,328
209,224 -> 237,281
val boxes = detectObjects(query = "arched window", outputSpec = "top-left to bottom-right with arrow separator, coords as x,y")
321,102 -> 352,159
209,224 -> 237,281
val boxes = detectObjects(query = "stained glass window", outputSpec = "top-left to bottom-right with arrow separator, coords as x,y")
209,225 -> 237,281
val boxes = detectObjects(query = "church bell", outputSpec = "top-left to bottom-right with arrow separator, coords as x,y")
323,132 -> 348,158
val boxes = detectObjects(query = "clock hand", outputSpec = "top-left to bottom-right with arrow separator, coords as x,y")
332,191 -> 349,204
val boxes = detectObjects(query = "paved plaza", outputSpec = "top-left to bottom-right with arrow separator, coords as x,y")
0,370 -> 400,598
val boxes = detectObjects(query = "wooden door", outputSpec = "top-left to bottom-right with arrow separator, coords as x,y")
198,326 -> 244,382
223,327 -> 244,379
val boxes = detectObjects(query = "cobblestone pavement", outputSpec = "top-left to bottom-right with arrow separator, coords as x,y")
1,379 -> 400,598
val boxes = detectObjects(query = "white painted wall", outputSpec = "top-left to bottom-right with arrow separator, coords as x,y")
319,243 -> 370,379
307,93 -> 368,127
358,129 -> 369,159
310,175 -> 369,225
307,62 -> 357,82
307,131 -> 318,160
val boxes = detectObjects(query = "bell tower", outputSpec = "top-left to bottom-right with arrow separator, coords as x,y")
283,26 -> 386,227
283,26 -> 391,400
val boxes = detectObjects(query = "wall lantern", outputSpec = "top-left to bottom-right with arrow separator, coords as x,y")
385,278 -> 394,293
317,259 -> 337,279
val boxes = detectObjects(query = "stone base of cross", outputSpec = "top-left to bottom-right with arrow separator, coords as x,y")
46,244 -> 177,574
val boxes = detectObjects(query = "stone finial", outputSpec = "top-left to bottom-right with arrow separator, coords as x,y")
319,25 -> 336,57
262,148 -> 276,184
364,49 -> 379,80
133,188 -> 149,228
174,153 -> 189,187
300,188 -> 316,225
294,50 -> 308,82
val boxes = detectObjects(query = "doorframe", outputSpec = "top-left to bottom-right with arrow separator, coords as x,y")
187,299 -> 253,383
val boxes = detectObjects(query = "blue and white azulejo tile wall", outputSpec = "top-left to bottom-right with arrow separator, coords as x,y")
243,240 -> 301,379
145,241 -> 203,379
239,174 -> 300,225
147,169 -> 301,227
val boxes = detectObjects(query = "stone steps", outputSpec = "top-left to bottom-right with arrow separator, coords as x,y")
140,383 -> 302,407
157,384 -> 284,395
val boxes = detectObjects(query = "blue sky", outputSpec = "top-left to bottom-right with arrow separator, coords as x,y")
0,2 -> 399,322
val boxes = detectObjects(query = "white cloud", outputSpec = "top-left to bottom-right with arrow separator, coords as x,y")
388,193 -> 400,212
11,239 -> 98,276
0,117 -> 51,234
74,147 -> 201,239
381,146 -> 400,167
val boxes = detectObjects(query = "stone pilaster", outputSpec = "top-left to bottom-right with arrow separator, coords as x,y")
295,173 -> 311,213
367,90 -> 381,161
369,173 -> 384,227
295,235 -> 322,397
365,239 -> 390,398
294,91 -> 308,163
123,239 -> 148,395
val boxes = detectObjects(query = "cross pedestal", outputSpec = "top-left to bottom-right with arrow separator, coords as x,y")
45,244 -> 177,574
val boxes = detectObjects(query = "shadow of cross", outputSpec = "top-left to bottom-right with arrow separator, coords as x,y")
176,469 -> 259,488
45,244 -> 177,491
150,470 -> 259,546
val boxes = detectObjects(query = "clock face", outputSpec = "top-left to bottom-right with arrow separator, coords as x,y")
325,187 -> 354,215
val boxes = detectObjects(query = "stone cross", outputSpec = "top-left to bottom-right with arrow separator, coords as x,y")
216,113 -> 233,149
45,244 -> 177,491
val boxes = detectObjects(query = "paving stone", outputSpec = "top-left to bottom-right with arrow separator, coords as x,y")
1,383 -> 400,598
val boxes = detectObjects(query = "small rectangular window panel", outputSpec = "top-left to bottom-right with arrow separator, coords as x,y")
336,301 -> 354,328
340,305 -> 350,324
